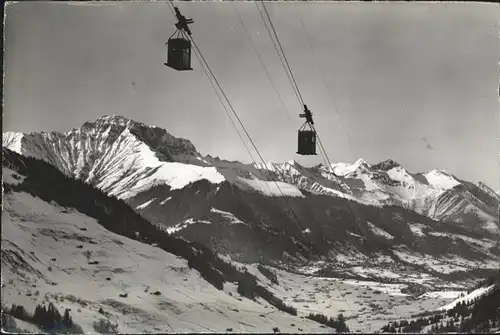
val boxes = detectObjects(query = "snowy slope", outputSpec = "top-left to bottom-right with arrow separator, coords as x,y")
3,116 -> 498,233
424,170 -> 461,190
3,167 -> 26,186
331,158 -> 371,177
1,190 -> 331,333
3,116 -> 225,199
437,284 -> 496,311
2,132 -> 24,153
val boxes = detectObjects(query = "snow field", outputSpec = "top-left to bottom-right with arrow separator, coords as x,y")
1,191 -> 334,334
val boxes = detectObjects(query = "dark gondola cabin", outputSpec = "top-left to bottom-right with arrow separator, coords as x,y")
165,38 -> 192,71
297,104 -> 317,155
164,7 -> 194,71
297,130 -> 317,155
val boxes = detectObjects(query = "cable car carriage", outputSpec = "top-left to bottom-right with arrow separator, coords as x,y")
165,7 -> 194,71
297,105 -> 317,156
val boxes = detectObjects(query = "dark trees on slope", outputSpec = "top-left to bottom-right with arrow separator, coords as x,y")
2,148 -> 298,318
380,283 -> 500,333
3,303 -> 82,333
306,312 -> 350,333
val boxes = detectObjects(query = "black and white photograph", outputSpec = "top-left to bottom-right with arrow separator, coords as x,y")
2,0 -> 500,333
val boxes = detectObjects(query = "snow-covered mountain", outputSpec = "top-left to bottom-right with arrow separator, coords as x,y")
329,159 -> 499,235
3,115 -> 499,279
3,115 -> 221,199
3,115 -> 498,234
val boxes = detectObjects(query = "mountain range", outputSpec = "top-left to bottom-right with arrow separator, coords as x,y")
2,115 -> 500,333
3,115 -> 499,281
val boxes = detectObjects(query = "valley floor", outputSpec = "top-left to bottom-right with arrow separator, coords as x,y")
222,258 -> 469,333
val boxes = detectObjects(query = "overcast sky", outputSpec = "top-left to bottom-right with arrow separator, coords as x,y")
4,1 -> 499,188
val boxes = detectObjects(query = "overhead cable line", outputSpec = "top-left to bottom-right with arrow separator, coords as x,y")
256,2 -> 333,172
166,1 -> 257,165
255,1 -> 357,244
166,1 -> 315,252
255,3 -> 303,109
257,1 -> 369,238
260,2 -> 305,108
197,41 -> 258,166
294,4 -> 357,156
164,2 -> 407,326
231,3 -> 294,126
256,1 -> 368,319
292,5 -> 406,326
254,10 -> 386,326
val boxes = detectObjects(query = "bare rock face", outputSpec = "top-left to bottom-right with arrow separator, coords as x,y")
371,159 -> 402,171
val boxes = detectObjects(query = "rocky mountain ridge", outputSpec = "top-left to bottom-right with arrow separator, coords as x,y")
3,115 -> 499,281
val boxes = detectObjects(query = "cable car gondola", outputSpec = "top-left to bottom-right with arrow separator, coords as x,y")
297,105 -> 317,156
165,7 -> 194,71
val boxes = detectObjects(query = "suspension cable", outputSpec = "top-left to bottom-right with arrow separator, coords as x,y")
255,2 -> 303,109
254,5 -> 362,261
259,1 -> 305,107
257,2 -> 337,173
166,1 -> 257,165
168,2 -> 410,326
166,2 -> 314,250
257,0 -> 368,238
254,1 -> 374,321
293,5 -> 407,326
165,4 -> 386,323
190,34 -> 316,255
197,41 -> 258,166
295,4 -> 357,156
232,3 -> 294,126
291,3 -> 373,246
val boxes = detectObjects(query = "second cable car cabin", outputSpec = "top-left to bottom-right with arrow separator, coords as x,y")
166,38 -> 192,71
297,105 -> 317,156
165,7 -> 194,71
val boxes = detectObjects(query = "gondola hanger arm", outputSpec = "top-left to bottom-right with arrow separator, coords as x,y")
299,104 -> 314,125
174,7 -> 194,36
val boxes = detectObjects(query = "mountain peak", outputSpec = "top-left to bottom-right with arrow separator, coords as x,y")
424,169 -> 461,190
81,115 -> 150,131
427,169 -> 452,177
79,115 -> 200,161
2,115 -> 206,196
96,114 -> 133,125
330,158 -> 370,176
371,159 -> 401,171
355,158 -> 368,165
